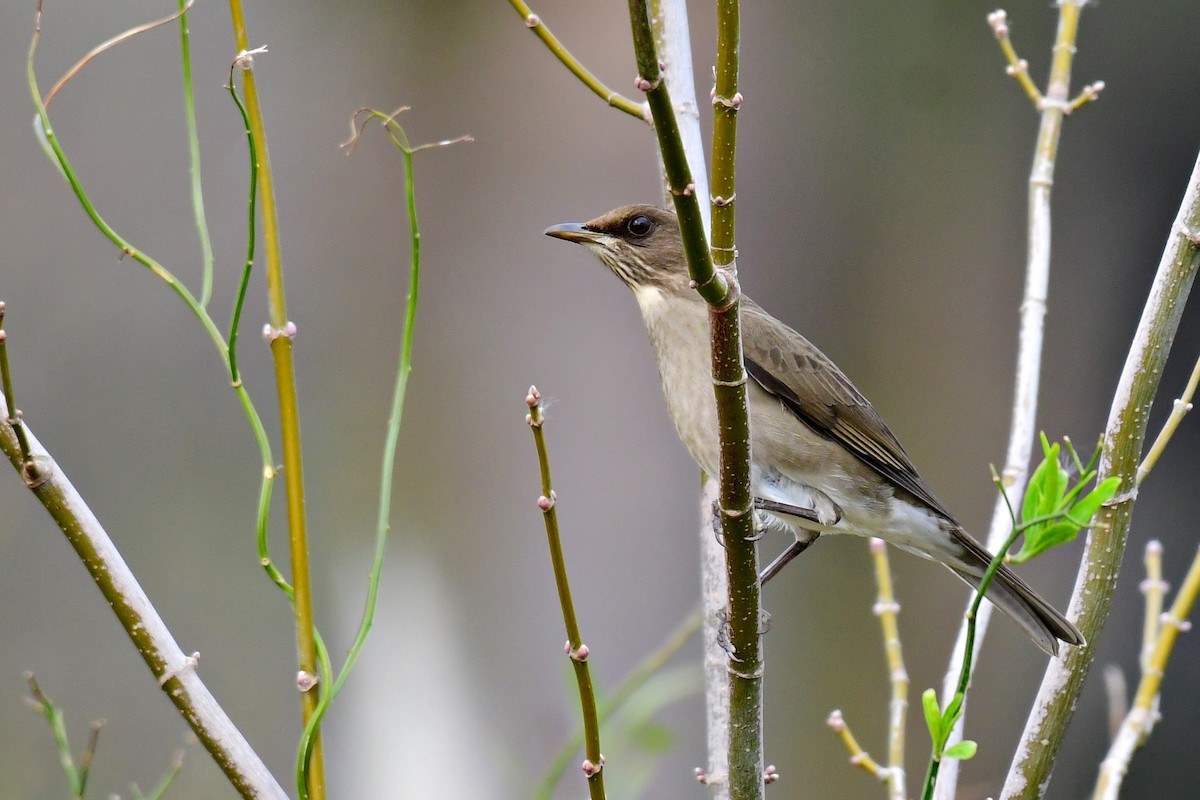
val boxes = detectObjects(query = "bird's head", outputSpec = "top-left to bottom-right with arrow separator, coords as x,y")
544,205 -> 692,297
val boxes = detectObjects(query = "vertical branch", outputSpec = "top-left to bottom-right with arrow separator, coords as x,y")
1000,146 -> 1200,800
934,6 -> 1094,795
630,3 -> 758,797
708,4 -> 763,800
626,2 -> 724,301
645,2 -> 730,791
709,0 -> 739,267
643,3 -> 761,794
1093,545 -> 1200,800
651,0 -> 710,230
226,5 -> 325,798
871,540 -> 908,800
526,387 -> 606,800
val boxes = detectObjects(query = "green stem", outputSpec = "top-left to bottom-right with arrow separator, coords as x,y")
1002,150 -> 1200,800
710,0 -> 739,269
176,0 -> 214,308
0,304 -> 36,473
528,391 -> 606,800
626,0 -> 727,305
295,114 -> 433,790
535,607 -> 702,799
226,5 -> 325,797
707,4 -> 763,800
629,4 -> 760,798
224,67 -> 258,386
26,18 -> 289,797
508,0 -> 645,120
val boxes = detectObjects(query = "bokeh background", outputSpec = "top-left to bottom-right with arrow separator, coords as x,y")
1,1 -> 1198,797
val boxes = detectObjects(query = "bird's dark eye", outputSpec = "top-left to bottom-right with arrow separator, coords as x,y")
626,214 -> 654,238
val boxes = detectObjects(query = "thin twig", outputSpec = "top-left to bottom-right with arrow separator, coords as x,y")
175,0 -> 215,307
2,401 -> 287,799
24,673 -> 95,798
44,0 -> 195,107
506,0 -> 646,120
26,13 -> 287,795
870,539 -> 908,800
1140,540 -> 1166,672
1136,354 -> 1200,484
827,710 -> 887,781
642,2 -> 728,792
226,4 -> 326,795
536,606 -> 702,798
0,303 -> 36,479
526,386 -> 606,800
1001,138 -> 1200,800
1093,544 -> 1200,800
934,6 -> 1095,796
294,107 -> 468,788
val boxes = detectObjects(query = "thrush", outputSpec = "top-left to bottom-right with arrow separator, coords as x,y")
546,204 -> 1083,656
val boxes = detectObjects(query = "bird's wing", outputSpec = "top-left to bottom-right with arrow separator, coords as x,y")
740,299 -> 956,521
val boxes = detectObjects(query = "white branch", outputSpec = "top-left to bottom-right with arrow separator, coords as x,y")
0,391 -> 288,800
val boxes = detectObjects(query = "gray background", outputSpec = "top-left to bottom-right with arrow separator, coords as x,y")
1,0 -> 1198,797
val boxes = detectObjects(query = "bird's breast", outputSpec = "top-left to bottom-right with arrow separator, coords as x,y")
636,289 -> 723,475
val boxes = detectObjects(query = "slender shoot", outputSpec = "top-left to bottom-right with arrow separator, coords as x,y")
526,385 -> 606,800
507,0 -> 646,120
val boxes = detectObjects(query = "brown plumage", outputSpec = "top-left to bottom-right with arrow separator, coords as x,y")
547,204 -> 1083,656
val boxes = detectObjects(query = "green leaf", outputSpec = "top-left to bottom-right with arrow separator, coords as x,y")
942,692 -> 964,731
1039,451 -> 1065,519
942,740 -> 978,761
922,688 -> 943,748
1068,476 -> 1121,529
1010,521 -> 1079,564
1059,468 -> 1096,510
1022,455 -> 1052,526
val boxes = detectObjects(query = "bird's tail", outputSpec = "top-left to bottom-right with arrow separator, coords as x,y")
948,531 -> 1084,657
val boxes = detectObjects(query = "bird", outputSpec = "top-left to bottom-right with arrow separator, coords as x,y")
545,203 -> 1083,656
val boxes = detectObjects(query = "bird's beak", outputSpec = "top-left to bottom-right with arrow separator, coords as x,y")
544,222 -> 600,244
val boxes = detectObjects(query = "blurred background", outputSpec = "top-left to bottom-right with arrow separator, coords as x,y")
0,1 -> 1198,797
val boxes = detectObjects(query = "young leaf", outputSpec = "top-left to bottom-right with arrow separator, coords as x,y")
1068,476 -> 1121,529
1022,454 -> 1053,526
1038,444 -> 1065,519
1011,521 -> 1079,564
942,740 -> 978,760
922,688 -> 943,749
